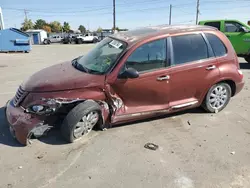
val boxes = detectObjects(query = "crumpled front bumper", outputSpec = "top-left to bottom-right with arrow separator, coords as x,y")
5,100 -> 44,145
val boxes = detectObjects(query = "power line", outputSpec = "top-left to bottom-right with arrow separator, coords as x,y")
201,4 -> 250,11
173,6 -> 193,15
2,0 -> 168,14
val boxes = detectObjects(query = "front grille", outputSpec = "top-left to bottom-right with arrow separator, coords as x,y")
13,86 -> 28,107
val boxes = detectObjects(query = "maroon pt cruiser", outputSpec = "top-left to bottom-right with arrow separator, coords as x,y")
5,25 -> 244,145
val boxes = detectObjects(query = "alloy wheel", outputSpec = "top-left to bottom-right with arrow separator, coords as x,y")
209,85 -> 228,109
73,111 -> 99,139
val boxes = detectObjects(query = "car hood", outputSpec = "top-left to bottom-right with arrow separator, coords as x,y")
21,61 -> 105,92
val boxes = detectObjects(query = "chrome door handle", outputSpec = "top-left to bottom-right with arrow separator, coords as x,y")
206,65 -> 216,70
157,75 -> 170,81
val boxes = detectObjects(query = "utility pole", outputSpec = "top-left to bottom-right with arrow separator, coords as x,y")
0,7 -> 5,30
113,0 -> 116,32
195,0 -> 200,25
169,4 -> 172,25
24,9 -> 28,20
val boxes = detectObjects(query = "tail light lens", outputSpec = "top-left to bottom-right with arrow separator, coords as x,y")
238,69 -> 243,79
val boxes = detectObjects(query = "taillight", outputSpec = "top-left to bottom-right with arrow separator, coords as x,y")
238,69 -> 243,79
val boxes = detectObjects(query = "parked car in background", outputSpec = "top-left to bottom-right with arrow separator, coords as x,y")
97,31 -> 113,41
76,33 -> 99,44
199,19 -> 250,63
62,34 -> 77,44
5,25 -> 244,145
43,35 -> 63,44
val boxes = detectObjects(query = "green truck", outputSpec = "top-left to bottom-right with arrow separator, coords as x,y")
199,20 -> 250,63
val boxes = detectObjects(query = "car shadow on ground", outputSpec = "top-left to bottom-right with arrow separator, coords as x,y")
0,106 -> 23,147
0,106 -> 206,147
240,62 -> 250,69
38,129 -> 69,145
39,108 -> 206,145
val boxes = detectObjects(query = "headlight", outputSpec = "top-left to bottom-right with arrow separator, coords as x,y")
26,99 -> 62,115
26,104 -> 56,115
32,105 -> 44,112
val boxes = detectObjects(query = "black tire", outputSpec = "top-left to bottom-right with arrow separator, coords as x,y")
93,38 -> 98,43
43,39 -> 48,45
77,38 -> 83,44
202,82 -> 232,113
245,56 -> 250,63
47,40 -> 51,44
61,100 -> 102,143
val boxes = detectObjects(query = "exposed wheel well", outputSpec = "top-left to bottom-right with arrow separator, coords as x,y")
219,80 -> 236,96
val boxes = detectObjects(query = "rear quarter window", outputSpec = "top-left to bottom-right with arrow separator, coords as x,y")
204,22 -> 221,30
205,33 -> 227,57
171,34 -> 210,65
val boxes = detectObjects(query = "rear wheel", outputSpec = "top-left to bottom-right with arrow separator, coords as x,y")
202,82 -> 231,113
245,56 -> 250,63
61,101 -> 102,143
43,39 -> 48,45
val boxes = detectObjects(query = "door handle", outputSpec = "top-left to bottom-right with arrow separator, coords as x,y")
206,65 -> 216,70
157,75 -> 170,81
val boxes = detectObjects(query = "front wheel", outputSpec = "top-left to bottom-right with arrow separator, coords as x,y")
93,38 -> 98,43
202,83 -> 231,113
245,56 -> 250,63
61,101 -> 102,143
77,38 -> 83,44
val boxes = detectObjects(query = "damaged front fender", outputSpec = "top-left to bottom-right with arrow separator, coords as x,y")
5,97 -> 112,145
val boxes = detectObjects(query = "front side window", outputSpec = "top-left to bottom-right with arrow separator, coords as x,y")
205,33 -> 227,57
225,21 -> 244,32
204,22 -> 221,30
73,37 -> 126,74
171,34 -> 209,66
125,39 -> 167,73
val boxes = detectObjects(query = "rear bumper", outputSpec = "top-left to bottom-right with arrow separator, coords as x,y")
5,100 -> 44,145
235,81 -> 245,96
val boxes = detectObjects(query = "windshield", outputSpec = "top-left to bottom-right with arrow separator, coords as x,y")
73,37 -> 126,74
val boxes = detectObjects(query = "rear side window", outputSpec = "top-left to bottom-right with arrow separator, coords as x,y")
204,22 -> 221,30
171,34 -> 209,65
205,33 -> 227,57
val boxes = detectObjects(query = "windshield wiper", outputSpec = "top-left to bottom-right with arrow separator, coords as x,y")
72,59 -> 89,73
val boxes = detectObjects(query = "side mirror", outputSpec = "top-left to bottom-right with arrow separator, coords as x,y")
240,26 -> 249,33
118,68 -> 139,79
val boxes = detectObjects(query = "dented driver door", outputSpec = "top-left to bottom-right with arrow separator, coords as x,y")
108,38 -> 171,123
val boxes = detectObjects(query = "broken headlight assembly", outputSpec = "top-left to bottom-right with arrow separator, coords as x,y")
25,99 -> 62,115
26,104 -> 57,115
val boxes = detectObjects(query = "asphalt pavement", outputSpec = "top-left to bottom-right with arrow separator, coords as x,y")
0,44 -> 250,188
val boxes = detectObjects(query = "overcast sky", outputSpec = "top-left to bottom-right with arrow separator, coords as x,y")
1,0 -> 249,30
